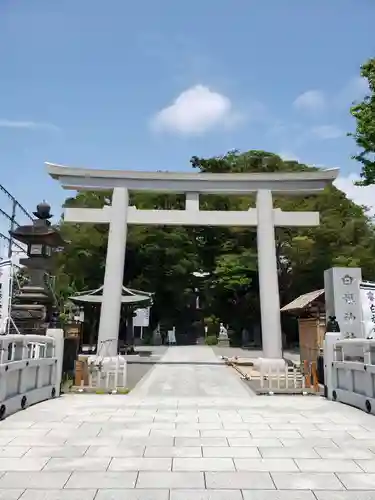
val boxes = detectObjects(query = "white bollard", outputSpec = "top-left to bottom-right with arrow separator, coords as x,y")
114,356 -> 119,389
122,360 -> 127,388
46,329 -> 64,397
324,332 -> 341,400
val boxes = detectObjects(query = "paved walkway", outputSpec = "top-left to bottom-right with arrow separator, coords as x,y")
1,346 -> 375,498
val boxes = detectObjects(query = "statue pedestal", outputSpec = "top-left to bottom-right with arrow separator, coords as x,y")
218,335 -> 229,347
153,332 -> 162,345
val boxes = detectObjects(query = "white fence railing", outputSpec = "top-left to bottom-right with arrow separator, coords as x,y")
0,330 -> 64,419
84,356 -> 127,392
324,333 -> 375,414
224,357 -> 319,394
259,364 -> 305,392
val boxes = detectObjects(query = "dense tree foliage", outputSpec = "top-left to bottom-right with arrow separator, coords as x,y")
350,58 -> 375,185
54,150 -> 375,344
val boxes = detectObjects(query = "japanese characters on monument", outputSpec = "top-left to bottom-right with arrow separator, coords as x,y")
360,285 -> 375,338
324,267 -> 363,338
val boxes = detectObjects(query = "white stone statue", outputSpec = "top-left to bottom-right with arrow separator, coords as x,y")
219,323 -> 228,339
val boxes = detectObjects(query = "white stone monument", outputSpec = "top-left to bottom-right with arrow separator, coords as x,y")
324,267 -> 363,338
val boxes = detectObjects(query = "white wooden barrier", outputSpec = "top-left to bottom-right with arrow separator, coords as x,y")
0,330 -> 64,419
324,333 -> 375,414
259,363 -> 305,392
223,356 -> 315,394
86,355 -> 127,391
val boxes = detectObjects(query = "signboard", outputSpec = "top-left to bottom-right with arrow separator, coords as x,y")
65,325 -> 80,339
133,307 -> 150,327
324,267 -> 363,338
360,283 -> 375,338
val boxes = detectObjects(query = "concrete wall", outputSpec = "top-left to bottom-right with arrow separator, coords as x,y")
0,330 -> 64,419
324,333 -> 375,415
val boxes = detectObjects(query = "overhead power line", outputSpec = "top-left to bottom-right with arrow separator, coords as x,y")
0,232 -> 24,253
0,184 -> 33,221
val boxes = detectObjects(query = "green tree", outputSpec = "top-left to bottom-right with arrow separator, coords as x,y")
191,150 -> 375,329
350,58 -> 375,185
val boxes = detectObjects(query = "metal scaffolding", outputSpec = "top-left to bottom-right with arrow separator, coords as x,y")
0,183 -> 33,258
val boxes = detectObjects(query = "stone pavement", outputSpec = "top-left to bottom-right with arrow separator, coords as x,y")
1,347 -> 375,498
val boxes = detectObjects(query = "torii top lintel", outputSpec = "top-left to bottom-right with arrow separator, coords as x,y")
46,162 -> 339,195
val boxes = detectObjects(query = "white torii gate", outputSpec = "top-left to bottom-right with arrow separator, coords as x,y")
47,163 -> 338,360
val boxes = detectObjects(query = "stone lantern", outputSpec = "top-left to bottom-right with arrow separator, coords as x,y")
9,201 -> 65,335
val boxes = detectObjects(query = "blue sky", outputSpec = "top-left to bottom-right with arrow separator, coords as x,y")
0,0 -> 374,229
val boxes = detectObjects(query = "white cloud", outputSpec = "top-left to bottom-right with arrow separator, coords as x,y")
0,119 -> 59,131
293,90 -> 325,114
334,173 -> 375,216
311,125 -> 343,140
350,76 -> 369,98
279,151 -> 301,162
151,85 -> 240,135
336,77 -> 369,107
293,77 -> 368,115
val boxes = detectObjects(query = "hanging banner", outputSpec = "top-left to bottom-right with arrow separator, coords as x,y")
360,283 -> 375,338
133,307 -> 150,327
0,259 -> 12,334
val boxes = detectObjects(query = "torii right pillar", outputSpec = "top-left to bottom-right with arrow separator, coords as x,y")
256,189 -> 283,361
255,189 -> 321,365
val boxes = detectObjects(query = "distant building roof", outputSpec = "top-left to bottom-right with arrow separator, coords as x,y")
281,289 -> 324,313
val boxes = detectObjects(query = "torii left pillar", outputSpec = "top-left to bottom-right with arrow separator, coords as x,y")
97,188 -> 128,357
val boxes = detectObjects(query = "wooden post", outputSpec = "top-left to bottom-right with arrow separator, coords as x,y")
311,361 -> 319,392
75,360 -> 83,386
75,359 -> 89,387
304,360 -> 311,388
